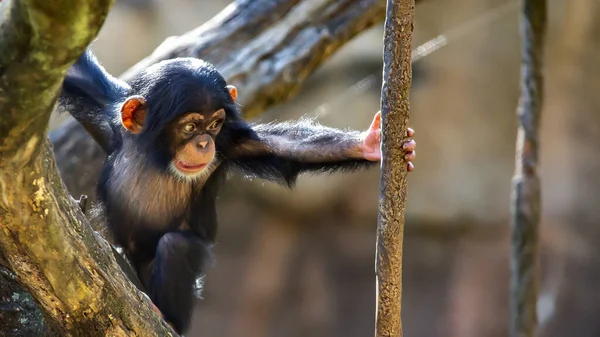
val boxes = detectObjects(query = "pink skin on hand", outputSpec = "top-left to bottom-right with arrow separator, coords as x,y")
361,111 -> 416,172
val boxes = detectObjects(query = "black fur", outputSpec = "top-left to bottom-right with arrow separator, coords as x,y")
58,51 -> 128,152
58,49 -> 376,334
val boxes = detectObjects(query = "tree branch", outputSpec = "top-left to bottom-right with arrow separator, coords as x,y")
50,0 -> 424,199
120,0 -> 390,118
374,0 -> 415,336
0,0 -> 174,335
509,0 -> 547,337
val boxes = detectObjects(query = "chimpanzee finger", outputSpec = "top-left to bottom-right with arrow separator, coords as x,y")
407,162 -> 414,172
404,150 -> 415,162
407,128 -> 415,137
370,111 -> 382,130
402,139 -> 416,151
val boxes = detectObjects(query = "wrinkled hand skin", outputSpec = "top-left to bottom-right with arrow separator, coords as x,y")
361,111 -> 416,171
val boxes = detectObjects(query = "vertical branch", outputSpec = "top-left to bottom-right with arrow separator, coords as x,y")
509,0 -> 547,337
375,0 -> 415,337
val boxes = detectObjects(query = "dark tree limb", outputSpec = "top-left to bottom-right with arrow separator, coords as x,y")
509,0 -> 547,337
120,0 -> 390,118
50,0 -> 424,199
0,0 -> 175,335
374,0 -> 415,336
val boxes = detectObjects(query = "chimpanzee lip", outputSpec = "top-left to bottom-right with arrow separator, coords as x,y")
175,160 -> 207,173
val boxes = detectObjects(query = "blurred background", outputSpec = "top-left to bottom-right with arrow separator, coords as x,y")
49,0 -> 600,336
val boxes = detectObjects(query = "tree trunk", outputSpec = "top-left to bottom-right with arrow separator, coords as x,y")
509,0 -> 547,337
0,0 -> 175,335
374,1 -> 415,337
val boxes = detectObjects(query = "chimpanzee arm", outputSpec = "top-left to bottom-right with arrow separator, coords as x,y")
222,118 -> 378,187
234,120 -> 369,161
57,49 -> 130,152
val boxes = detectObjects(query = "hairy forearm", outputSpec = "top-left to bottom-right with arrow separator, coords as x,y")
225,119 -> 376,187
244,120 -> 367,163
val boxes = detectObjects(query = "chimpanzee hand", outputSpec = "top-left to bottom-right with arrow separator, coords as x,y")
361,111 -> 416,172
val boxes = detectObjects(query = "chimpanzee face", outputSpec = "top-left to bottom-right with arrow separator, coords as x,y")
118,58 -> 238,181
165,109 -> 225,179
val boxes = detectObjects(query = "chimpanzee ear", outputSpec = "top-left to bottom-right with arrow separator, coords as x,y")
226,85 -> 237,102
120,95 -> 147,134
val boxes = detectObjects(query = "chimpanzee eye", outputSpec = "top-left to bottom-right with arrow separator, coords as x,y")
207,120 -> 221,131
183,123 -> 196,133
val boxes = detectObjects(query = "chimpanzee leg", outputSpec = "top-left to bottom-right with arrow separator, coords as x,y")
148,231 -> 212,334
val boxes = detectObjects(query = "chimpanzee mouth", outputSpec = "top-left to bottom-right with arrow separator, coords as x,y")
175,160 -> 207,174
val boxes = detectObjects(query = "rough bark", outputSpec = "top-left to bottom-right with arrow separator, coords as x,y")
374,1 -> 415,337
50,0 -> 423,200
0,263 -> 53,336
509,0 -> 546,337
0,0 -> 175,335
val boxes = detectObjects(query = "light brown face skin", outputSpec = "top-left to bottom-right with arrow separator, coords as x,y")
171,109 -> 225,176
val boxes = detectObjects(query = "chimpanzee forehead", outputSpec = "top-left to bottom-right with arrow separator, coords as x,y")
143,65 -> 230,115
172,83 -> 221,110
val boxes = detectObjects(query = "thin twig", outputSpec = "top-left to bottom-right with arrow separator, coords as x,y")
70,195 -> 88,213
509,0 -> 546,336
78,195 -> 88,213
375,0 -> 415,336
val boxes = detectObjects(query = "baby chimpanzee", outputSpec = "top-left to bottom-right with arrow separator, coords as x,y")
58,49 -> 416,334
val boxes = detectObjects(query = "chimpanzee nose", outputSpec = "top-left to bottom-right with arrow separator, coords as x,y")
198,140 -> 208,149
